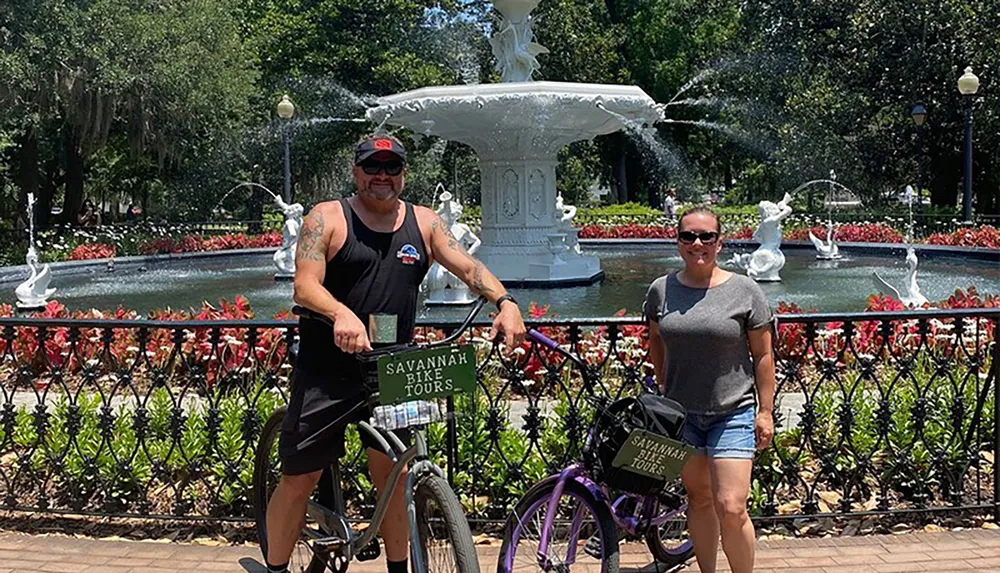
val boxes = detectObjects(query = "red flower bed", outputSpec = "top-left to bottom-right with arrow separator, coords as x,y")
138,231 -> 283,255
68,243 -> 117,260
579,224 -> 677,239
785,223 -> 903,243
926,225 -> 1000,249
0,296 -> 291,386
773,287 -> 997,361
728,226 -> 754,240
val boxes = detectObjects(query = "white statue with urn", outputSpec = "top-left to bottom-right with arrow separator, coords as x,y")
423,186 -> 482,305
272,194 -> 304,280
729,192 -> 793,282
15,193 -> 56,310
552,193 -> 583,257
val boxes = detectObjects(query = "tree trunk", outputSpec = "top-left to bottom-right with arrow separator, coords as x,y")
61,127 -> 85,225
15,129 -> 40,232
724,154 -> 733,193
615,150 -> 627,204
929,151 -> 959,208
38,149 -> 61,229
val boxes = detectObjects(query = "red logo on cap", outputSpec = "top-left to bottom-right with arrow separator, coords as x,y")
374,139 -> 393,150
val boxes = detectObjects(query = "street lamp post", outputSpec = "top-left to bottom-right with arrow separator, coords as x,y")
957,67 -> 979,224
276,95 -> 296,204
911,103 -> 927,229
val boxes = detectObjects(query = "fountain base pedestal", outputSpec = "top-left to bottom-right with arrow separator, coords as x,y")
479,250 -> 603,287
424,287 -> 478,306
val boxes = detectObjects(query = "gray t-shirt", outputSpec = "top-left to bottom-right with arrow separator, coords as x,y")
643,272 -> 773,415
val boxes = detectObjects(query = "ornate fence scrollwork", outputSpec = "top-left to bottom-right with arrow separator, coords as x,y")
0,308 -> 996,525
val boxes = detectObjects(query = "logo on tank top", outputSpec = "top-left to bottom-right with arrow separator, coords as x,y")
396,244 -> 421,265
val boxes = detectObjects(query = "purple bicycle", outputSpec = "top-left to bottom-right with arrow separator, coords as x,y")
497,329 -> 694,573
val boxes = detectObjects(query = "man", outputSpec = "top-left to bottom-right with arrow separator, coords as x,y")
265,133 -> 526,573
663,187 -> 677,221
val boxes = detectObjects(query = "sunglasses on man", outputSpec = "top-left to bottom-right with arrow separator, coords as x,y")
359,158 -> 405,176
678,230 -> 720,245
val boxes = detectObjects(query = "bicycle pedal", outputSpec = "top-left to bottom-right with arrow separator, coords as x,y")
657,490 -> 683,509
355,540 -> 381,562
583,534 -> 602,559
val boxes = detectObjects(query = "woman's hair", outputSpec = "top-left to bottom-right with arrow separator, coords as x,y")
677,205 -> 722,234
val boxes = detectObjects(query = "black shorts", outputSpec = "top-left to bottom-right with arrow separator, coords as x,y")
278,368 -> 411,476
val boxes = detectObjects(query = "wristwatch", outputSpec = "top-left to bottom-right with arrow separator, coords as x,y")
496,294 -> 518,311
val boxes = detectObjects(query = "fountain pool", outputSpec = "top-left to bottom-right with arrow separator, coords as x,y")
2,245 -> 996,319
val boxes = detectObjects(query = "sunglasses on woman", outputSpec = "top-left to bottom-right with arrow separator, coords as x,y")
359,158 -> 405,176
678,230 -> 720,245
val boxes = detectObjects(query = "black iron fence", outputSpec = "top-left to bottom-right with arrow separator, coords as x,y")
0,308 -> 996,525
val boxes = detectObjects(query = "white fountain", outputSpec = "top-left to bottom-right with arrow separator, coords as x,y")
422,185 -> 482,305
871,185 -> 927,307
729,192 -> 793,282
217,182 -> 303,281
14,193 -> 56,311
365,0 -> 662,285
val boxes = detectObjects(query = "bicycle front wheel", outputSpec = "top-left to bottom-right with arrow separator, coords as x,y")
412,473 -> 480,573
498,478 -> 618,573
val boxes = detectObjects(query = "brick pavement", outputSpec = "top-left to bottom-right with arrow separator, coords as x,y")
0,529 -> 999,572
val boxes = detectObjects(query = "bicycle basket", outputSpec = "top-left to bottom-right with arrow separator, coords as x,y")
585,393 -> 687,496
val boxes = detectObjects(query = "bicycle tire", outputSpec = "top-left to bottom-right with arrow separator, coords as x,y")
413,473 -> 480,573
253,407 -> 327,573
497,478 -> 618,573
643,505 -> 694,567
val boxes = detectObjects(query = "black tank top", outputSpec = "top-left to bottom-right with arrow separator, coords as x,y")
296,198 -> 429,380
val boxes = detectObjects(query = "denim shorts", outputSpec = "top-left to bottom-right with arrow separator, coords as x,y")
682,405 -> 756,459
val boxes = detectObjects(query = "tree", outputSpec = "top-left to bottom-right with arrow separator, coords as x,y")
0,0 -> 259,224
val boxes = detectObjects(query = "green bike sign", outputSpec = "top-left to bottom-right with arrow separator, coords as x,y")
377,344 -> 477,405
611,430 -> 696,481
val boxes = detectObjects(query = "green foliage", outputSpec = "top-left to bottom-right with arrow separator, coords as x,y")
582,203 -> 661,216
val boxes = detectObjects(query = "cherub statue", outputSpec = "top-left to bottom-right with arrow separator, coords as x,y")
423,187 -> 482,305
729,193 -> 793,282
272,195 -> 304,278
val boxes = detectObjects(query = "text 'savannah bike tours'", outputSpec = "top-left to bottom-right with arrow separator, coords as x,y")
253,299 -> 489,573
498,328 -> 696,573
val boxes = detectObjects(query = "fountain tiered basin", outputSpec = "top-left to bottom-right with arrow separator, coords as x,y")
368,82 -> 663,285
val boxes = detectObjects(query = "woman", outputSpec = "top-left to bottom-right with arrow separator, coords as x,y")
644,206 -> 776,573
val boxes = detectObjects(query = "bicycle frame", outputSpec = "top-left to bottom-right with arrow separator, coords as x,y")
524,328 -> 687,570
302,413 -> 444,572
291,298 -> 485,573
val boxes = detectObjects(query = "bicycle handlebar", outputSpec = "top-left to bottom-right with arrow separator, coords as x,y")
292,296 -> 488,354
527,329 -> 587,369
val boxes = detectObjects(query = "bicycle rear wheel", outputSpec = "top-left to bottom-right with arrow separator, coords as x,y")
643,483 -> 694,567
412,473 -> 480,573
253,407 -> 329,573
498,478 -> 618,573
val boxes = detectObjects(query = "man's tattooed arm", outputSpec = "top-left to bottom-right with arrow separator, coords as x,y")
470,260 -> 495,296
296,212 -> 326,262
431,214 -> 497,297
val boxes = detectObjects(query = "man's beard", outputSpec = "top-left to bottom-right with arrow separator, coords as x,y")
364,182 -> 400,201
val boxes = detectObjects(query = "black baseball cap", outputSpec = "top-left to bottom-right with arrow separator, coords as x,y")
354,135 -> 407,164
